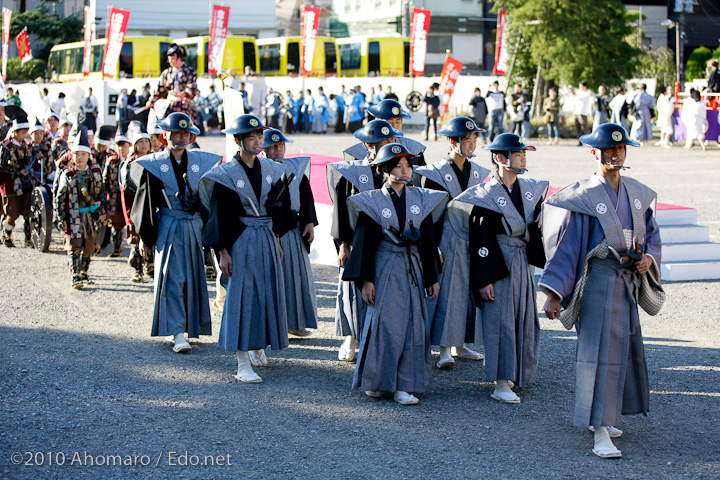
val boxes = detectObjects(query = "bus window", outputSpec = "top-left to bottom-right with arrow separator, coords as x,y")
47,51 -> 59,77
403,41 -> 410,75
324,42 -> 336,75
71,48 -> 82,74
160,42 -> 170,71
184,42 -> 199,71
92,45 -> 103,72
243,41 -> 255,71
62,49 -> 69,75
119,42 -> 133,77
287,41 -> 299,74
368,41 -> 380,75
204,42 -> 209,74
340,43 -> 361,71
259,43 -> 280,71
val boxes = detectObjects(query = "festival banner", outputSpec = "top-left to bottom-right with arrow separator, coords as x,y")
208,4 -> 230,75
2,8 -> 11,80
492,9 -> 509,76
15,27 -> 31,66
409,8 -> 431,76
300,5 -> 321,76
101,7 -> 131,78
82,6 -> 93,76
438,54 -> 464,121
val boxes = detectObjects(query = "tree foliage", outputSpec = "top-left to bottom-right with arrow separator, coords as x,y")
686,46 -> 712,81
494,0 -> 641,89
6,57 -> 47,81
636,47 -> 677,86
9,6 -> 83,62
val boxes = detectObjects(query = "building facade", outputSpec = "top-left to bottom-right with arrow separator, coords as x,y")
332,0 -> 488,74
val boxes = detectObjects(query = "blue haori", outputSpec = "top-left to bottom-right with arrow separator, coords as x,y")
218,216 -> 288,352
280,226 -> 318,331
151,207 -> 211,338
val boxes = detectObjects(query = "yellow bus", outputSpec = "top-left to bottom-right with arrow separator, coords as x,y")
337,36 -> 410,76
173,36 -> 259,77
48,36 -> 173,82
257,36 -> 339,76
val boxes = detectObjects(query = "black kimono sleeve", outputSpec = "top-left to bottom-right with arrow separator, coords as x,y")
330,176 -> 355,250
341,212 -> 381,290
468,206 -> 510,306
298,175 -> 318,253
201,183 -> 246,251
268,174 -> 294,238
298,175 -> 318,227
526,200 -> 546,268
129,169 -> 168,247
419,215 -> 441,287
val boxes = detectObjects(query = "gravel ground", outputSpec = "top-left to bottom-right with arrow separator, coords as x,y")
1,131 -> 719,479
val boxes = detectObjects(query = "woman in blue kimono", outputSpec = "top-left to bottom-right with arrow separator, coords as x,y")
343,143 -> 447,405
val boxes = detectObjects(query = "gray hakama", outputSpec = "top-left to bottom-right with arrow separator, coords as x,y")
132,150 -> 221,338
278,156 -> 318,331
327,159 -> 376,340
539,173 -> 662,427
449,177 -> 548,386
629,91 -> 656,142
199,157 -> 289,352
415,159 -> 490,346
345,186 -> 448,393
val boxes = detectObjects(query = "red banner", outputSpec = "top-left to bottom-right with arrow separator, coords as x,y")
301,5 -> 321,76
409,8 -> 431,76
101,7 -> 131,78
2,8 -> 11,80
82,6 -> 93,76
15,27 -> 31,66
208,5 -> 230,75
492,9 -> 509,76
438,55 -> 464,121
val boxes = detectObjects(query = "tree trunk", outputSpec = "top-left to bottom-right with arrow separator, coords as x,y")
531,63 -> 544,118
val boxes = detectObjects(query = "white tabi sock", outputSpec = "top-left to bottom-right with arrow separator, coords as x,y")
437,346 -> 456,369
492,379 -> 521,403
174,333 -> 187,345
592,427 -> 621,458
235,351 -> 262,383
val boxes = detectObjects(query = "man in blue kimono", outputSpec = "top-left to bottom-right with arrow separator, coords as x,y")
539,123 -> 663,459
130,112 -> 222,354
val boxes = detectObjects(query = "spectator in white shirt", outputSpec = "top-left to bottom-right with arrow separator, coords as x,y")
573,81 -> 593,145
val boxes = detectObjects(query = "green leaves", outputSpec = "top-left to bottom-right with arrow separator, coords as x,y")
493,0 -> 641,88
8,6 -> 83,62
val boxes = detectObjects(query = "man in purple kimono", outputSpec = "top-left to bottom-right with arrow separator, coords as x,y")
539,123 -> 663,459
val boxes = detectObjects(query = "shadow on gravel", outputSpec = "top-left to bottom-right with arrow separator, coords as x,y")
1,322 -> 719,479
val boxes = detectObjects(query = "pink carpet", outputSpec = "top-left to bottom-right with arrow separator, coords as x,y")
284,154 -> 689,212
